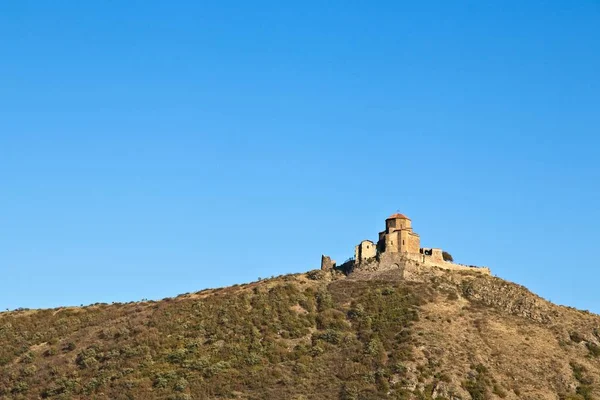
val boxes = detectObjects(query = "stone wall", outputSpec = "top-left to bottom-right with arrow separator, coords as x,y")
422,248 -> 444,262
399,230 -> 420,254
354,240 -> 376,263
349,252 -> 491,279
384,231 -> 399,253
355,252 -> 491,276
321,255 -> 336,271
430,248 -> 444,262
383,230 -> 420,254
386,218 -> 411,232
401,252 -> 491,275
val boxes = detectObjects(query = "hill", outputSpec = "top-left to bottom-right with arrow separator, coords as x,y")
1,267 -> 600,400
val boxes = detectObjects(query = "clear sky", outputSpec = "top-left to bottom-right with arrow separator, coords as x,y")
1,1 -> 599,312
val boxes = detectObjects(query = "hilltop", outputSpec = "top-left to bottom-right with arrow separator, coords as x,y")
1,264 -> 600,400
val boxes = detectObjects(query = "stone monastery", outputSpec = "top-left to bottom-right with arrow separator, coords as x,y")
322,213 -> 490,276
355,213 -> 437,263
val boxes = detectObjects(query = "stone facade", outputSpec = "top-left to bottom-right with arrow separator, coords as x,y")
321,255 -> 336,271
421,248 -> 444,262
379,214 -> 421,254
354,240 -> 376,264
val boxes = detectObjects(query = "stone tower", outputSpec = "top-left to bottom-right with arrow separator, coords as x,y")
377,213 -> 420,254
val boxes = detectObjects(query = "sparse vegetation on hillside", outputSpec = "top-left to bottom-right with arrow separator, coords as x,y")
1,269 -> 600,399
0,274 -> 426,399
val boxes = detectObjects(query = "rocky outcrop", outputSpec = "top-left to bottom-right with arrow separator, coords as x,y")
459,275 -> 559,324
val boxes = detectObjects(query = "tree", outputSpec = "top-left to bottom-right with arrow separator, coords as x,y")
442,251 -> 453,262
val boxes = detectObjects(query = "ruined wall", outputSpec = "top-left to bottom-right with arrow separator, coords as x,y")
321,255 -> 336,271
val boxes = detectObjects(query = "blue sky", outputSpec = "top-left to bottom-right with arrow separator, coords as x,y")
1,1 -> 599,312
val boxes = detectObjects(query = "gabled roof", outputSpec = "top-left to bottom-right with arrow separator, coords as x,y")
386,213 -> 410,220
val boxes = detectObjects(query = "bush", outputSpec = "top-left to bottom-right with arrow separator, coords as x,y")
570,331 -> 585,343
313,329 -> 342,345
462,364 -> 491,400
586,342 -> 600,357
306,270 -> 326,280
577,385 -> 594,400
0,273 -> 424,399
442,251 -> 453,262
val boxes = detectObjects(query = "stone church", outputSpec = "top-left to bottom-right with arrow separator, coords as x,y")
321,212 -> 490,276
355,213 -> 444,264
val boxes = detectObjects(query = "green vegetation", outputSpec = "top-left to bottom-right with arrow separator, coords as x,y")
462,364 -> 491,400
0,275 -> 425,399
586,342 -> 600,358
566,362 -> 595,400
3,270 -> 600,399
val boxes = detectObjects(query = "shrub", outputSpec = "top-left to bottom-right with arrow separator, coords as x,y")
313,329 -> 342,345
570,331 -> 585,343
442,251 -> 453,262
447,291 -> 459,301
339,383 -> 359,400
0,274 -> 424,399
43,348 -> 57,357
306,270 -> 326,280
462,364 -> 491,400
63,342 -> 76,352
11,381 -> 29,394
75,347 -> 99,369
493,384 -> 508,398
586,342 -> 600,357
174,377 -> 188,392
571,362 -> 593,385
577,385 -> 594,400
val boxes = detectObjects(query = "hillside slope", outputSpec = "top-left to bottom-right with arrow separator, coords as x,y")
1,268 -> 600,400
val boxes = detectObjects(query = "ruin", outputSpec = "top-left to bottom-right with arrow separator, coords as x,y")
320,255 -> 336,271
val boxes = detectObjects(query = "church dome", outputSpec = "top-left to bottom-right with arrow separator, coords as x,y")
386,213 -> 410,220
